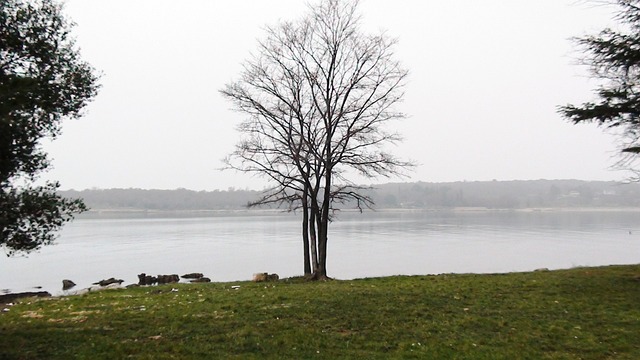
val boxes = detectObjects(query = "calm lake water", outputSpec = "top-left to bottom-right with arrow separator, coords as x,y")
2,209 -> 640,295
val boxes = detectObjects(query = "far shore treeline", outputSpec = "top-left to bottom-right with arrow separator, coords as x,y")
59,180 -> 640,212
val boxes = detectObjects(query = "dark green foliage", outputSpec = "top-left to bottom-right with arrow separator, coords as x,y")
559,0 -> 640,172
0,0 -> 99,255
0,182 -> 86,255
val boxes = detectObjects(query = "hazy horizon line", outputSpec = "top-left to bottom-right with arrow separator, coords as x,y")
57,178 -> 629,193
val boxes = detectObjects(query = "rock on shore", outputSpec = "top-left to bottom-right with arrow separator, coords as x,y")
62,279 -> 76,290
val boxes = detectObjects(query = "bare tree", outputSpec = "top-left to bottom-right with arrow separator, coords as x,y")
221,0 -> 411,279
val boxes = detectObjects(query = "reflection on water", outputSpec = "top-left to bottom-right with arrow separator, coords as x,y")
2,210 -> 640,294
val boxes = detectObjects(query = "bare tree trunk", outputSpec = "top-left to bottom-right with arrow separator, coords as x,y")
316,227 -> 328,279
316,165 -> 332,280
301,190 -> 311,275
309,198 -> 319,274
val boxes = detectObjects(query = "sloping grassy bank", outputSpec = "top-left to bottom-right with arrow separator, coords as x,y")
1,265 -> 639,359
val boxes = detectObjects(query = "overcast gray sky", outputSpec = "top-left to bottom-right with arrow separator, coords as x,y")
43,0 -> 621,191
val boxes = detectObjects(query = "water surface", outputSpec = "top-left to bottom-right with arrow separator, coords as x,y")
2,209 -> 639,295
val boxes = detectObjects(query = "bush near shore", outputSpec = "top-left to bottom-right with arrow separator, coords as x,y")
1,265 -> 639,359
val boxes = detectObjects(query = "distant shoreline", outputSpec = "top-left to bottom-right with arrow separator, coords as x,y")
76,206 -> 640,219
62,180 -> 640,213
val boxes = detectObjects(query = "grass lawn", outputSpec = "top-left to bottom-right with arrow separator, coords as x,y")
1,265 -> 639,359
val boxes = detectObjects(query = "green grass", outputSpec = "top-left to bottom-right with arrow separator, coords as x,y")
1,265 -> 639,359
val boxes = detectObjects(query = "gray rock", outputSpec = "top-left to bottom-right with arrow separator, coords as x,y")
93,278 -> 124,287
181,273 -> 204,279
62,279 -> 76,290
138,273 -> 157,285
157,274 -> 179,284
252,273 -> 279,282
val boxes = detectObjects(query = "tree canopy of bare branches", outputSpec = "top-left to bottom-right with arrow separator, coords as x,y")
221,0 -> 411,279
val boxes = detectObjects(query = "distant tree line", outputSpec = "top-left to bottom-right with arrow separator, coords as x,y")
60,188 -> 262,211
60,180 -> 640,212
368,180 -> 640,209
